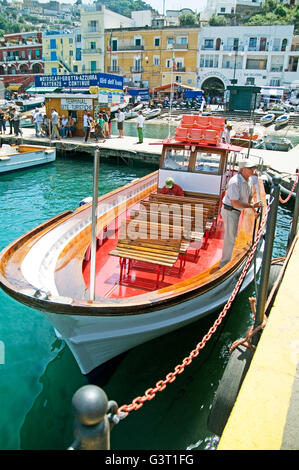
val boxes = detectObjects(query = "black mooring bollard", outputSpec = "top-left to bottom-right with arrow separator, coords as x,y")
69,385 -> 113,450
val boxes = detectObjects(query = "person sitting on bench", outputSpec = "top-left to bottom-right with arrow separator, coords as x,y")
161,177 -> 184,197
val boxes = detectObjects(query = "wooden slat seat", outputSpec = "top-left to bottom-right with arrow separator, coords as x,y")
109,221 -> 187,287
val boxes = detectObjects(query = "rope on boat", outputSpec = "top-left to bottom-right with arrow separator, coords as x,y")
116,201 -> 272,420
279,171 -> 299,204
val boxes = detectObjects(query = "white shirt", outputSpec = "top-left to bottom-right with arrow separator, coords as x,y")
137,114 -> 144,128
51,110 -> 58,125
117,111 -> 125,123
223,173 -> 253,209
83,114 -> 90,127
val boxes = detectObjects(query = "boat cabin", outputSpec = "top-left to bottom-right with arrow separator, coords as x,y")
158,115 -> 235,201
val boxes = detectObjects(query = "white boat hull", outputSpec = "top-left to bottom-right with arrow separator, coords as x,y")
0,146 -> 56,174
43,244 -> 264,375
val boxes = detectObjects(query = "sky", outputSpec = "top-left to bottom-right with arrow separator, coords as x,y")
35,0 -> 208,15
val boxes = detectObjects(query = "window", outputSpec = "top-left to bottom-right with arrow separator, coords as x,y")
73,65 -> 78,72
76,48 -> 81,61
204,39 -> 213,49
166,59 -> 172,68
90,60 -> 97,72
154,37 -> 160,47
246,59 -> 267,69
69,50 -> 73,56
112,39 -> 117,51
50,38 -> 56,49
153,55 -> 160,66
249,38 -> 257,49
111,57 -> 118,71
35,50 -> 40,57
69,38 -> 73,44
134,58 -> 141,71
194,152 -> 221,174
162,148 -> 190,171
175,75 -> 182,83
246,77 -> 255,85
135,37 -> 141,47
90,41 -> 96,49
270,79 -> 280,86
177,36 -> 188,45
51,67 -> 57,75
167,37 -> 174,46
76,34 -> 81,43
220,7 -> 226,12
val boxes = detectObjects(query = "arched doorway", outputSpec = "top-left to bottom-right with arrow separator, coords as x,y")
201,77 -> 225,102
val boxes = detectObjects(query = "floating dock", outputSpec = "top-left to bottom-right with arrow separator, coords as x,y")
218,236 -> 299,450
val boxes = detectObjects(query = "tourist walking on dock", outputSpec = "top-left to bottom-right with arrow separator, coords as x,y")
0,109 -> 6,134
117,108 -> 125,138
50,108 -> 60,140
12,108 -> 22,137
32,108 -> 43,137
83,110 -> 93,142
219,160 -> 261,268
7,107 -> 14,135
66,116 -> 75,138
94,114 -> 106,142
136,110 -> 144,144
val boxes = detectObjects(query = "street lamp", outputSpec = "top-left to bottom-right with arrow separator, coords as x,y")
230,44 -> 238,85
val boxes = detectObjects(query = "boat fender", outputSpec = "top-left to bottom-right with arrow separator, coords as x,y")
207,344 -> 253,436
267,260 -> 284,298
79,196 -> 93,207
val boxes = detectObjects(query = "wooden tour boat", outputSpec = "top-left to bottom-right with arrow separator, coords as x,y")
0,144 -> 56,174
0,115 -> 266,375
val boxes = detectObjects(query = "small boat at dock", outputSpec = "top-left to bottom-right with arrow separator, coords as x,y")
143,108 -> 161,120
275,114 -> 290,129
264,135 -> 294,151
0,144 -> 56,174
260,114 -> 275,126
231,126 -> 265,149
0,115 -> 265,375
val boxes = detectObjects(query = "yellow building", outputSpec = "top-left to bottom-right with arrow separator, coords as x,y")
104,26 -> 200,90
42,29 -> 82,75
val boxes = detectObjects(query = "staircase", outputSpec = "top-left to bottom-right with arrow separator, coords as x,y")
57,56 -> 73,73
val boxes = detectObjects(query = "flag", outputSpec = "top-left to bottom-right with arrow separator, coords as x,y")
172,51 -> 177,71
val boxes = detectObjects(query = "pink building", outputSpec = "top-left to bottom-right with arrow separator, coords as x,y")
0,31 -> 44,93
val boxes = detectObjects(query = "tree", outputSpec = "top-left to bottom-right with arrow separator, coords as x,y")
179,12 -> 197,26
209,14 -> 227,26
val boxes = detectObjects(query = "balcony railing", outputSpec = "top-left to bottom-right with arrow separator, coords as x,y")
115,44 -> 144,52
82,48 -> 102,54
84,27 -> 100,34
130,66 -> 144,73
107,66 -> 120,73
175,66 -> 186,72
173,43 -> 188,49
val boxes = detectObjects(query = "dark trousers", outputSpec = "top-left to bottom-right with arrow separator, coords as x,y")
13,120 -> 21,136
9,119 -> 13,134
84,126 -> 90,142
0,119 -> 5,133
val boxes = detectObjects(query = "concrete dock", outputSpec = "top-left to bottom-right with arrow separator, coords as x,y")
218,235 -> 299,450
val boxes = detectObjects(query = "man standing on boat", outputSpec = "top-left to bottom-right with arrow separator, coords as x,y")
219,160 -> 261,268
161,177 -> 184,197
136,110 -> 144,144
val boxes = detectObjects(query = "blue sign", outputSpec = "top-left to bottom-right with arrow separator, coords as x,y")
35,73 -> 123,92
184,90 -> 202,100
128,87 -> 150,101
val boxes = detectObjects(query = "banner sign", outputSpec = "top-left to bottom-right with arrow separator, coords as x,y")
128,88 -> 150,101
61,98 -> 93,111
184,90 -> 202,99
35,73 -> 123,92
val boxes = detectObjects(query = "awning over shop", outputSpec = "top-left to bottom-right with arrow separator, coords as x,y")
7,84 -> 22,91
26,86 -> 60,93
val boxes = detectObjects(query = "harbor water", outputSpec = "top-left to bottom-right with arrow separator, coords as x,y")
0,154 -> 293,450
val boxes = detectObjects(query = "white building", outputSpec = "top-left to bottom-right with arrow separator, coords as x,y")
197,25 -> 299,93
81,4 -> 133,74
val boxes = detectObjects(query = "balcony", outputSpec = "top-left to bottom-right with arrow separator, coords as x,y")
84,27 -> 100,34
223,45 -> 245,52
176,66 -> 186,72
115,44 -> 144,52
107,66 -> 120,73
130,66 -> 144,73
270,66 -> 283,72
173,43 -> 188,50
82,48 -> 102,54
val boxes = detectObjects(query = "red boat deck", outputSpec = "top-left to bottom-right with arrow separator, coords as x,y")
82,211 -> 224,299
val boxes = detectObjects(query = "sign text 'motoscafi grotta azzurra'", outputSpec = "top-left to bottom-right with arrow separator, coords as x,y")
35,73 -> 123,92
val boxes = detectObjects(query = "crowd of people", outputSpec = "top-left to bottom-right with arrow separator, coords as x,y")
0,106 -> 23,137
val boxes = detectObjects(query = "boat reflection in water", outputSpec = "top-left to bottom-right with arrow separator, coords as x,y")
0,115 -> 266,376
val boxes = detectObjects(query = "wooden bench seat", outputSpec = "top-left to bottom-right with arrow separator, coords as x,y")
109,231 -> 184,287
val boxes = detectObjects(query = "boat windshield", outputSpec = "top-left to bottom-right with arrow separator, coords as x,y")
194,151 -> 221,174
162,148 -> 190,171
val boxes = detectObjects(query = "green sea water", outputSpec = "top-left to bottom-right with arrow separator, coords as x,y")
0,155 -> 293,450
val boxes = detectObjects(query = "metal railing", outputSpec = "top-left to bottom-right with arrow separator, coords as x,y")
82,48 -> 102,54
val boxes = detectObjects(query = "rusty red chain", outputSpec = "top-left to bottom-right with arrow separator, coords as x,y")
279,171 -> 299,204
117,203 -> 271,418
